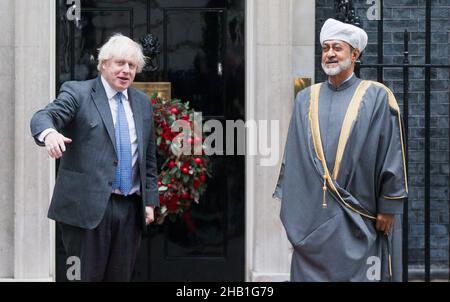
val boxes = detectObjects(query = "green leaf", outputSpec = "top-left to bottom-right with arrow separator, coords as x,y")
163,158 -> 171,166
156,136 -> 162,146
158,186 -> 168,192
170,167 -> 178,175
182,174 -> 190,183
162,175 -> 171,185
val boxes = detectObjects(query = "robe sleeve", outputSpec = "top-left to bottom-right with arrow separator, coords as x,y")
273,148 -> 285,201
273,91 -> 303,201
376,89 -> 408,214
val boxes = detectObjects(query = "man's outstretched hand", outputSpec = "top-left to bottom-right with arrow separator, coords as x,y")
44,132 -> 72,159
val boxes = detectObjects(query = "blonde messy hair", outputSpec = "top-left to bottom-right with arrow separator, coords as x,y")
97,33 -> 146,73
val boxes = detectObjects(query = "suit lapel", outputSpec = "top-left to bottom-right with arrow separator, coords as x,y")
92,76 -> 117,154
128,88 -> 144,166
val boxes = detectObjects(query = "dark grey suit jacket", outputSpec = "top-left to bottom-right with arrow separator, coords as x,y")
30,76 -> 159,230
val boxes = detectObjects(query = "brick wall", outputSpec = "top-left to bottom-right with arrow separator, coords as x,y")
315,0 -> 450,271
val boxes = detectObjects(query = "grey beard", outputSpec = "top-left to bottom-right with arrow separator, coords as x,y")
321,57 -> 352,76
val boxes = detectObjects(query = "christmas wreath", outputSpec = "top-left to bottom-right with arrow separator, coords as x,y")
151,93 -> 211,224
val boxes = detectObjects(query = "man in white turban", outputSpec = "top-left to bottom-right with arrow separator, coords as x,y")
274,18 -> 408,281
319,18 -> 368,85
320,18 -> 368,52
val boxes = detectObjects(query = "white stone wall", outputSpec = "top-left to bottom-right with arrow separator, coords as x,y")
246,0 -> 315,281
0,0 -> 16,278
0,0 -> 55,281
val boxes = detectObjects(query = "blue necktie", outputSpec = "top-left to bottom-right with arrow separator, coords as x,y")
113,92 -> 133,195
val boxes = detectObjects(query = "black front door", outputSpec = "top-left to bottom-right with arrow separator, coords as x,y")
56,0 -> 245,281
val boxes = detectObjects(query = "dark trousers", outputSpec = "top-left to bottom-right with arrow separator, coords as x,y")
60,194 -> 142,282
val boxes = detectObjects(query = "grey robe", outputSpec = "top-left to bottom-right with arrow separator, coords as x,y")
274,76 -> 408,282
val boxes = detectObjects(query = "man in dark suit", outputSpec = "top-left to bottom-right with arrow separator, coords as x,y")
30,34 -> 159,281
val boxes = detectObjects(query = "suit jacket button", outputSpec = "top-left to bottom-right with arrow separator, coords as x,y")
113,161 -> 118,167
108,181 -> 113,186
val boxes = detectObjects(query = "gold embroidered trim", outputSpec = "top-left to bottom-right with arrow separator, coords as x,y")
309,83 -> 376,220
333,81 -> 372,179
382,195 -> 407,200
371,82 -> 409,194
388,253 -> 393,277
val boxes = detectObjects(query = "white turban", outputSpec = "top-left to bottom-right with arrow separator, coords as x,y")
319,18 -> 368,52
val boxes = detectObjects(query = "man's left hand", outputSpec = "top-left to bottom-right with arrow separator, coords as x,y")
376,213 -> 395,235
145,206 -> 155,225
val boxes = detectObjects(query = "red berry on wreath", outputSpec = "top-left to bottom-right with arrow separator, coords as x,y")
158,181 -> 162,186
182,192 -> 190,199
167,184 -> 172,189
169,160 -> 176,168
194,157 -> 202,164
193,179 -> 200,189
199,174 -> 206,182
181,167 -> 189,174
171,107 -> 178,114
